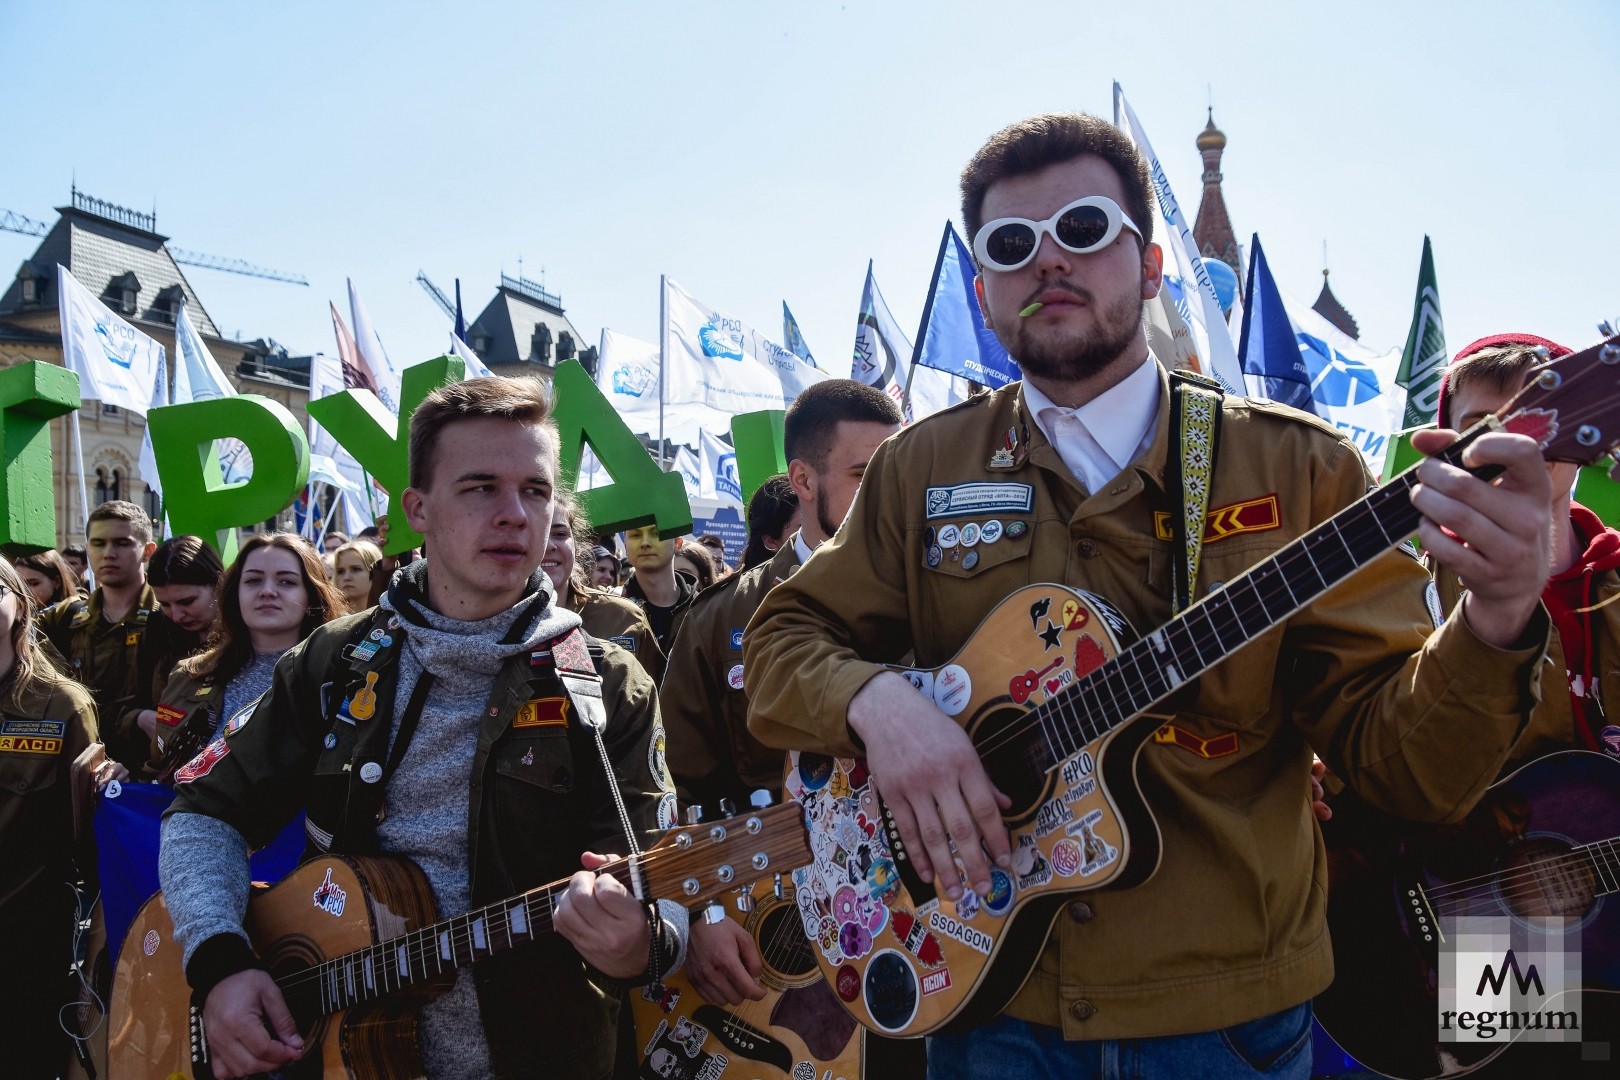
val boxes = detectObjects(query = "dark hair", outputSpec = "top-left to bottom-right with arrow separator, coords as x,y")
13,550 -> 79,606
62,543 -> 87,562
191,533 -> 345,684
148,535 -> 225,589
675,542 -> 717,590
783,379 -> 903,474
960,112 -> 1155,256
696,534 -> 728,567
356,526 -> 382,541
742,473 -> 799,570
86,499 -> 154,546
553,492 -> 596,603
408,376 -> 554,490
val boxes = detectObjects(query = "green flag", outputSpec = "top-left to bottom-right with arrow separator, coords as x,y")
1396,236 -> 1447,427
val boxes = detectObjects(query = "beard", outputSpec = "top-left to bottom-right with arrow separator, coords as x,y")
1000,281 -> 1145,383
816,498 -> 840,543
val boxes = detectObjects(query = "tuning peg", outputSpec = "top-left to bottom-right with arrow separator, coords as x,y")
750,788 -> 773,809
1602,343 -> 1620,365
684,804 -> 704,825
702,902 -> 727,925
719,797 -> 737,818
773,872 -> 785,901
735,891 -> 755,913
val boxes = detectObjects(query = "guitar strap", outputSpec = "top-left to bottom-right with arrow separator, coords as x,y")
547,627 -> 644,859
1166,370 -> 1224,614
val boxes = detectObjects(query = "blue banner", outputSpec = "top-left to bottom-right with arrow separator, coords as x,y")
782,302 -> 818,369
1237,234 -> 1318,415
913,222 -> 1020,389
95,781 -> 305,966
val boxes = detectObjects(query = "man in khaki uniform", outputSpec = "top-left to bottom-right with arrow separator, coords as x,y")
744,113 -> 1553,1078
39,500 -> 165,768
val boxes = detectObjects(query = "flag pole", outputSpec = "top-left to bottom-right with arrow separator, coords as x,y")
658,274 -> 667,468
69,407 -> 89,544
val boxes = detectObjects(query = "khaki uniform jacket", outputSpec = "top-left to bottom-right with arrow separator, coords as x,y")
570,588 -> 667,685
662,540 -> 802,808
1433,559 -> 1620,770
39,584 -> 162,767
142,659 -> 219,780
744,367 -> 1546,1039
0,673 -> 97,908
167,579 -> 673,1078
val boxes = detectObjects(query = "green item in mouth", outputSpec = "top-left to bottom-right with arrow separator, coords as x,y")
1019,302 -> 1043,318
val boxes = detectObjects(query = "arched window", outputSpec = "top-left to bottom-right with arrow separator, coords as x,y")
94,467 -> 122,505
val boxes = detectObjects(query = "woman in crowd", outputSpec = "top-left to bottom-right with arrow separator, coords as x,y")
0,556 -> 99,1078
545,495 -> 666,683
695,534 -> 732,578
331,538 -> 383,615
673,542 -> 717,591
148,534 -> 343,774
740,473 -> 800,570
13,550 -> 80,609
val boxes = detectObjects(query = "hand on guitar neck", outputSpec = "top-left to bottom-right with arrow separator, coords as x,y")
1408,426 -> 1551,649
849,671 -> 1013,901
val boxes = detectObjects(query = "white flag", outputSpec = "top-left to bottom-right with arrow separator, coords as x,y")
907,363 -> 971,421
308,351 -> 376,519
449,332 -> 495,378
1113,85 -> 1246,396
698,429 -> 743,505
348,279 -> 406,415
663,277 -> 828,423
173,301 -> 235,403
135,351 -> 169,502
851,262 -> 910,416
671,446 -> 702,501
57,265 -> 166,415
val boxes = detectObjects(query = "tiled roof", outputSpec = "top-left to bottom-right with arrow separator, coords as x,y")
0,207 -> 221,337
1312,272 -> 1360,341
466,285 -> 587,370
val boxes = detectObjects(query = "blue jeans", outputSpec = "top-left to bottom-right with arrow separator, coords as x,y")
926,1003 -> 1314,1080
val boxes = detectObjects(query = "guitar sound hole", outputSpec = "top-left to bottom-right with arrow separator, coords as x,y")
973,703 -> 1052,825
1498,838 -> 1596,919
756,905 -> 817,983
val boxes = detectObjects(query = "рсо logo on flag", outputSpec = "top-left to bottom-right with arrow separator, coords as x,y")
96,320 -> 140,370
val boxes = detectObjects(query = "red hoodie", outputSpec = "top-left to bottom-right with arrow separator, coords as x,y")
1542,503 -> 1620,756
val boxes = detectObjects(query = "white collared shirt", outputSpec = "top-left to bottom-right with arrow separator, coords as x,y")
1022,356 -> 1161,494
793,529 -> 815,565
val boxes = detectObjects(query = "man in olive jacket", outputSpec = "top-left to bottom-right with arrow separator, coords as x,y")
160,377 -> 683,1079
743,113 -> 1553,1079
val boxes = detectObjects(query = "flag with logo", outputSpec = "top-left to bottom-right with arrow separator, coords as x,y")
57,265 -> 166,414
663,277 -> 829,422
170,300 -> 251,484
448,331 -> 495,378
1395,236 -> 1446,427
1286,297 -> 1404,474
672,446 -> 702,500
851,261 -> 911,415
1237,235 -> 1317,415
1112,84 -> 1245,395
783,302 -> 819,369
914,221 -> 1021,389
330,301 -> 379,395
699,429 -> 743,505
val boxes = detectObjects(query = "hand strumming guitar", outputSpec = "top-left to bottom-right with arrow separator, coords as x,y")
849,672 -> 1013,902
202,969 -> 304,1078
552,851 -> 653,979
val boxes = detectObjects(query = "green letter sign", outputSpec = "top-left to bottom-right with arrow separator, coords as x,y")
0,362 -> 81,552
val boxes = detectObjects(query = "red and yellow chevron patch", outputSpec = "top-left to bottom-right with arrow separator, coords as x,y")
1153,723 -> 1240,759
1154,494 -> 1280,544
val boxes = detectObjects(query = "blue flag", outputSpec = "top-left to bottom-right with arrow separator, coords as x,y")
913,222 -> 1020,389
454,278 -> 467,341
782,302 -> 818,369
1237,234 -> 1317,415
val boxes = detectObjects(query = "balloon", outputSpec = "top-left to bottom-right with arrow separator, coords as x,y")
1203,258 -> 1240,314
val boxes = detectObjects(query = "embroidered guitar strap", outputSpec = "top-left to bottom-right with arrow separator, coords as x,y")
1167,371 -> 1224,614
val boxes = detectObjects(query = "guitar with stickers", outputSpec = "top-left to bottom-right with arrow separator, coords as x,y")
781,332 -> 1620,1038
107,800 -> 810,1079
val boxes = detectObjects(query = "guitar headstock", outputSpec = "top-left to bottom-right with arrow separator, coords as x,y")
1496,333 -> 1620,465
640,799 -> 810,910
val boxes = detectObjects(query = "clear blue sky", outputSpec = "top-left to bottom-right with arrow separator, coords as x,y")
3,1 -> 1616,371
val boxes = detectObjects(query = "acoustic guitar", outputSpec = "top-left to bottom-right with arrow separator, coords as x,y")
781,332 -> 1620,1037
108,800 -> 810,1078
1317,750 -> 1620,1079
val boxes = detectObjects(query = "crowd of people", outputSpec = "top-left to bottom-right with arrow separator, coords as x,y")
0,108 -> 1609,1080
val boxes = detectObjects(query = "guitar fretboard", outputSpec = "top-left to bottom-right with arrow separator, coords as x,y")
279,861 -> 640,1018
1577,837 -> 1620,897
1030,465 -> 1427,766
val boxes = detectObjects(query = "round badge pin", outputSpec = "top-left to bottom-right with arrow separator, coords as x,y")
728,663 -> 746,690
981,519 -> 1003,544
323,733 -> 338,750
926,545 -> 943,569
937,524 -> 960,548
960,523 -> 981,547
360,761 -> 383,784
962,551 -> 979,570
1006,520 -> 1028,539
923,526 -> 936,547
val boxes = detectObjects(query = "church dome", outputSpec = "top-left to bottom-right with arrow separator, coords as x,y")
1197,110 -> 1226,152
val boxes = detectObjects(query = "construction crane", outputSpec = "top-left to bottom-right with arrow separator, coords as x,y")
0,198 -> 308,286
415,270 -> 457,320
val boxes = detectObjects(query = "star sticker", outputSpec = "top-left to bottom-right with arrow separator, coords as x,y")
1039,620 -> 1063,650
1028,597 -> 1052,629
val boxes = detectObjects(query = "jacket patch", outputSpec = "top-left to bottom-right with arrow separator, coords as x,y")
155,705 -> 188,728
1152,724 -> 1239,760
1153,494 -> 1280,545
175,738 -> 230,783
0,735 -> 61,754
514,697 -> 569,729
729,628 -> 744,650
608,634 -> 637,652
925,482 -> 1034,520
1,718 -> 65,737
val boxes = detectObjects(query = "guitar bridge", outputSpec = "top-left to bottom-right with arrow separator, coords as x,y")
693,1005 -> 792,1072
1405,881 -> 1443,946
880,798 -> 938,914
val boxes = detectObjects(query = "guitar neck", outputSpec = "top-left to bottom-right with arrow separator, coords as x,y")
1035,461 -> 1431,761
281,860 -> 640,1018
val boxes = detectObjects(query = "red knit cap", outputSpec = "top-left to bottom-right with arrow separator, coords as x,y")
1437,332 -> 1572,428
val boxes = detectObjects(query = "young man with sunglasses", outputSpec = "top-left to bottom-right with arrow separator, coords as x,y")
743,113 -> 1553,1078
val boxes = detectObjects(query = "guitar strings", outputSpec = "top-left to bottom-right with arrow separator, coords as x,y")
1416,839 -> 1620,912
728,885 -> 816,1037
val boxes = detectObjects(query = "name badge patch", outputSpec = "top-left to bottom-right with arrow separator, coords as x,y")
155,705 -> 188,728
0,719 -> 65,737
925,483 -> 1034,521
514,697 -> 570,729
